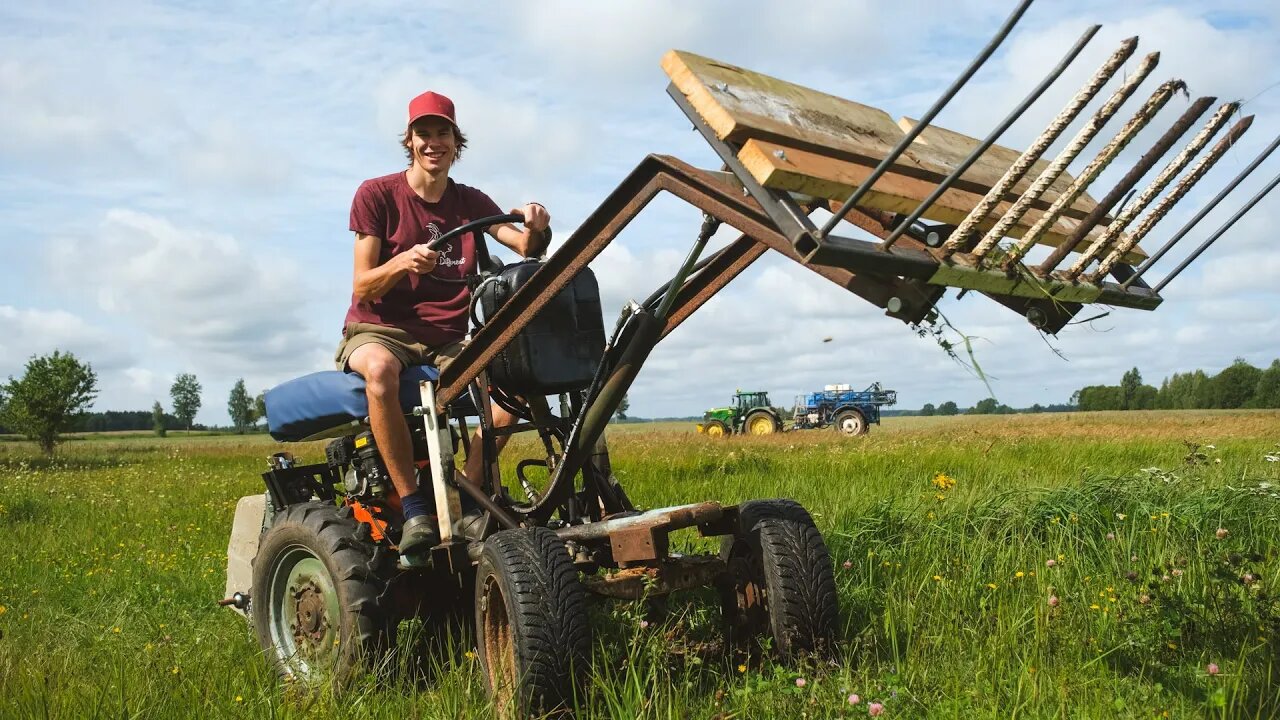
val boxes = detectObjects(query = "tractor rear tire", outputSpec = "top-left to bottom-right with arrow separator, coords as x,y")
703,419 -> 731,438
252,501 -> 393,689
476,527 -> 591,718
721,513 -> 838,660
834,409 -> 868,436
745,411 -> 780,436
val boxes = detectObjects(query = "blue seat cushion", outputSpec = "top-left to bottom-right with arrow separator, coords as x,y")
265,366 -> 446,442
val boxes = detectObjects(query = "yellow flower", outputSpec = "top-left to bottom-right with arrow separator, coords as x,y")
112,627 -> 121,634
1015,571 -> 1025,578
932,473 -> 956,491
737,664 -> 747,673
235,696 -> 243,703
464,650 -> 476,660
935,493 -> 947,501
0,605 -> 6,615
986,583 -> 998,589
171,666 -> 180,675
1167,642 -> 1177,649
933,575 -> 942,582
1116,513 -> 1127,521
1090,604 -> 1101,610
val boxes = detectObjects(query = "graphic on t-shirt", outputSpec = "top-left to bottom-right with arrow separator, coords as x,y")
425,221 -> 467,269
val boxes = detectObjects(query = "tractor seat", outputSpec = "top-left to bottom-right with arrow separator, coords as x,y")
264,365 -> 476,442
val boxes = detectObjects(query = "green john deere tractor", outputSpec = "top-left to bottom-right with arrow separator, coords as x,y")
698,390 -> 783,437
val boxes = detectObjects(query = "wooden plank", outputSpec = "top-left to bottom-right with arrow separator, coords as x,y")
900,118 -> 1100,214
663,49 -> 1098,220
739,139 -> 1146,262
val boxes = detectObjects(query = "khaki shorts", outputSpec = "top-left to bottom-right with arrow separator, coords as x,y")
334,322 -> 466,372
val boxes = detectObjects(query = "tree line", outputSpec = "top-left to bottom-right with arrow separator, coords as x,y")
1074,358 -> 1280,412
1,351 -> 268,454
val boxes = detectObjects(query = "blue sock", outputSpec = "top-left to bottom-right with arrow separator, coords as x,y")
401,490 -> 432,520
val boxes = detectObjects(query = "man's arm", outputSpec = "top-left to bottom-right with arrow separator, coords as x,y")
352,232 -> 438,302
489,202 -> 551,258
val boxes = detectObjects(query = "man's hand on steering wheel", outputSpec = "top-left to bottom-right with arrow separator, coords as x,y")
513,202 -> 550,233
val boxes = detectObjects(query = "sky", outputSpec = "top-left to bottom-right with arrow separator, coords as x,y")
2,0 -> 1279,424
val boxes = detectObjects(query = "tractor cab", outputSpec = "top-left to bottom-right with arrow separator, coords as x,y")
734,390 -> 772,412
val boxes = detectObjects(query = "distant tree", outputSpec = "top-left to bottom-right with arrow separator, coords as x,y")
1132,385 -> 1158,410
937,401 -> 959,416
970,397 -> 999,415
1254,360 -> 1280,409
0,351 -> 98,455
1029,403 -> 1045,413
920,403 -> 936,416
152,401 -> 167,438
1211,358 -> 1261,409
1120,367 -> 1142,410
615,393 -> 630,422
170,373 -> 203,431
228,379 -> 254,433
253,391 -> 267,427
1076,385 -> 1123,411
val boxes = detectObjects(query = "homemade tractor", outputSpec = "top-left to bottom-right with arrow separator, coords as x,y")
792,383 -> 898,436
224,4 -> 1279,716
697,390 -> 784,436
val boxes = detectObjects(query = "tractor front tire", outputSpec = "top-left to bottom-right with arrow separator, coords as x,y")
703,419 -> 731,438
252,502 -> 393,689
834,409 -> 868,436
476,527 -> 591,718
721,508 -> 838,660
745,411 -> 780,436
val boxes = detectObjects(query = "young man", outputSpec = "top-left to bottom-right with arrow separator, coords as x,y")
336,90 -> 550,554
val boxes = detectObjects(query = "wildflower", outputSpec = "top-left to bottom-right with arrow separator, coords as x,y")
171,666 -> 180,675
640,620 -> 649,630
464,650 -> 476,660
795,677 -> 807,688
1207,663 -> 1220,676
848,694 -> 861,705
737,664 -> 747,674
1090,604 -> 1101,610
1130,554 -> 1138,562
1048,595 -> 1060,608
1161,574 -> 1171,582
868,702 -> 885,716
1242,573 -> 1256,585
235,696 -> 243,703
112,627 -> 121,634
986,583 -> 997,590
1015,571 -> 1025,578
1045,559 -> 1057,568
1216,528 -> 1229,539
843,560 -> 853,570
1171,569 -> 1183,578
932,473 -> 956,491
0,606 -> 5,615
1139,594 -> 1150,605
1116,513 -> 1126,521
1105,532 -> 1115,541
933,575 -> 942,582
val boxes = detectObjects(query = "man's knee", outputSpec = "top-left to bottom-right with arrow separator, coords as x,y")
348,344 -> 403,398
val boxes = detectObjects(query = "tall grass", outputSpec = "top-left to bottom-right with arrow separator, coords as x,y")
0,411 -> 1277,718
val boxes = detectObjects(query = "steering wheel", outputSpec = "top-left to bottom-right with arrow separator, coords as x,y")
423,212 -> 529,252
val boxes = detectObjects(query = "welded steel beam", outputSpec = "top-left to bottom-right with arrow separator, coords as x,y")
1037,94 -> 1215,274
943,36 -> 1137,254
1122,130 -> 1280,288
963,52 -> 1161,260
1001,79 -> 1186,269
1080,107 -> 1249,279
821,0 -> 1037,237
880,24 -> 1101,250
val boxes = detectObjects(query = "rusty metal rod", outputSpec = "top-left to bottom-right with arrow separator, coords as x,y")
945,36 -> 1138,253
880,24 -> 1101,250
1153,169 -> 1280,294
968,52 -> 1161,260
1002,79 -> 1187,269
1123,130 -> 1280,289
820,0 -> 1037,237
1038,94 -> 1214,274
1100,115 -> 1257,282
1066,101 -> 1238,278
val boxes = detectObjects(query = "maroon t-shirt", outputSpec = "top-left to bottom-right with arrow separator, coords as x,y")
344,172 -> 502,347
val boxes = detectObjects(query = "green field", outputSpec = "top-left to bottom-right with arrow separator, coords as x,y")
1,411 -> 1278,718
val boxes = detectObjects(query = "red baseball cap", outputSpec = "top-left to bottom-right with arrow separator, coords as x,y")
407,91 -> 458,129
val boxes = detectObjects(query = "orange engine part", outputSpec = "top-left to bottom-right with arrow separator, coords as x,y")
349,500 -> 392,543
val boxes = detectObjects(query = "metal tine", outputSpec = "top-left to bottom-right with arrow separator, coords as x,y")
1065,101 -> 1239,279
820,0 -> 1037,238
943,37 -> 1139,255
1094,115 -> 1254,281
1000,79 -> 1185,270
1122,130 -> 1280,289
1153,168 -> 1280,294
967,52 -> 1161,261
880,24 -> 1101,250
1092,117 -> 1253,281
1037,94 -> 1214,274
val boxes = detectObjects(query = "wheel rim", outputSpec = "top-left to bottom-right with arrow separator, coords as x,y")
481,574 -> 518,714
706,423 -> 725,437
747,416 -> 774,435
839,415 -> 864,435
266,544 -> 342,681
